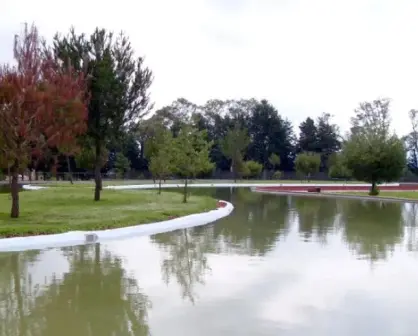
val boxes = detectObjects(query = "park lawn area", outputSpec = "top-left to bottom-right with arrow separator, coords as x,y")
340,191 -> 418,200
19,179 -> 364,188
0,187 -> 217,238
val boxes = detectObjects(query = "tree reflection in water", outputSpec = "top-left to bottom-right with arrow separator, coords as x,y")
211,188 -> 291,256
152,188 -> 293,304
292,196 -> 339,244
340,200 -> 404,262
0,244 -> 151,336
152,228 -> 211,304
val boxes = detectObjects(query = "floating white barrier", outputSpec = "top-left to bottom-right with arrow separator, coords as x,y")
0,200 -> 234,252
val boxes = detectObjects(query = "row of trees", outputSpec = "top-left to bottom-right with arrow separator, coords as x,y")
146,96 -> 407,196
0,23 -> 155,217
0,23 -> 411,218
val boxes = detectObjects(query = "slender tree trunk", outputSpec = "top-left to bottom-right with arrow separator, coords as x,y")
66,155 -> 74,184
94,140 -> 102,201
10,164 -> 19,218
35,170 -> 39,181
158,179 -> 162,194
8,166 -> 11,185
28,169 -> 32,182
370,181 -> 378,195
183,178 -> 188,203
231,160 -> 237,183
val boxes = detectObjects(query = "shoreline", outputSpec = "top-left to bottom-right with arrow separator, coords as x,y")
252,189 -> 418,204
0,186 -> 230,241
0,198 -> 234,252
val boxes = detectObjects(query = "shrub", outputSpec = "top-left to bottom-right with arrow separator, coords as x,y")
272,170 -> 282,180
243,160 -> 263,178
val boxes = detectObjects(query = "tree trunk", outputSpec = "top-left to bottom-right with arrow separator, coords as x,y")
94,140 -> 102,201
28,169 -> 32,182
370,181 -> 379,195
183,178 -> 188,203
10,165 -> 19,218
231,161 -> 237,183
66,155 -> 74,184
158,179 -> 162,194
8,166 -> 11,185
35,170 -> 39,181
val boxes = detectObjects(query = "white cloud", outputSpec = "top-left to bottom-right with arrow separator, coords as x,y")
1,0 -> 418,135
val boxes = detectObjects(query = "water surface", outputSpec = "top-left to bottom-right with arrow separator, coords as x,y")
1,188 -> 418,336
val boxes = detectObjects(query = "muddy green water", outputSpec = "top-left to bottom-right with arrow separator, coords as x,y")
1,188 -> 418,336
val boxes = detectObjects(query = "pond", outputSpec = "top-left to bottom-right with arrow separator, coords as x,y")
1,188 -> 417,335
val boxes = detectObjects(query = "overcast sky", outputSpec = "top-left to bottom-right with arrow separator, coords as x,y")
2,0 -> 418,135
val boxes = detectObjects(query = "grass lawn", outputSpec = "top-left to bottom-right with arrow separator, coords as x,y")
11,179 -> 366,188
338,191 -> 418,200
0,187 -> 217,238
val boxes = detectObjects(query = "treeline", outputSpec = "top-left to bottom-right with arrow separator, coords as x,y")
0,23 -> 413,218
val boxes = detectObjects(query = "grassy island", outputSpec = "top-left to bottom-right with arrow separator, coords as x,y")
0,187 -> 217,238
337,191 -> 418,201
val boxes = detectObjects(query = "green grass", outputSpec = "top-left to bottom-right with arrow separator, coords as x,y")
9,179 -> 365,188
0,187 -> 217,238
336,191 -> 418,200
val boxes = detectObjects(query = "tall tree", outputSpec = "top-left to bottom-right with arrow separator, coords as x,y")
247,100 -> 295,172
316,113 -> 341,169
220,126 -> 250,181
172,126 -> 214,203
0,23 -> 87,218
405,109 -> 418,175
342,98 -> 406,195
52,27 -> 153,201
149,129 -> 174,193
298,117 -> 318,152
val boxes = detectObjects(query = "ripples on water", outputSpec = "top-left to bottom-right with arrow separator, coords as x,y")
1,188 -> 418,336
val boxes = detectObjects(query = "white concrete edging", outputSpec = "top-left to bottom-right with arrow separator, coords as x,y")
0,200 -> 234,252
21,182 -> 400,192
104,182 -> 399,190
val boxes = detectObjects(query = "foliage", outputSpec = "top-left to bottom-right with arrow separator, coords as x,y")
149,129 -> 174,193
75,138 -> 108,170
294,152 -> 321,180
114,152 -> 130,178
52,27 -> 153,201
172,126 -> 214,202
298,117 -> 318,152
220,125 -> 249,180
342,98 -> 406,195
268,153 -> 281,169
247,100 -> 294,170
328,163 -> 351,180
328,153 -> 351,180
405,109 -> 418,175
272,170 -> 282,180
0,23 -> 87,218
298,113 -> 341,170
243,160 -> 263,178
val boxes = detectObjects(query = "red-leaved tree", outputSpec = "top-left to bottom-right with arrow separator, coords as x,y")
0,23 -> 87,218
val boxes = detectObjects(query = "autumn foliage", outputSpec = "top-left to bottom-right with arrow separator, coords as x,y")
0,23 -> 88,218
